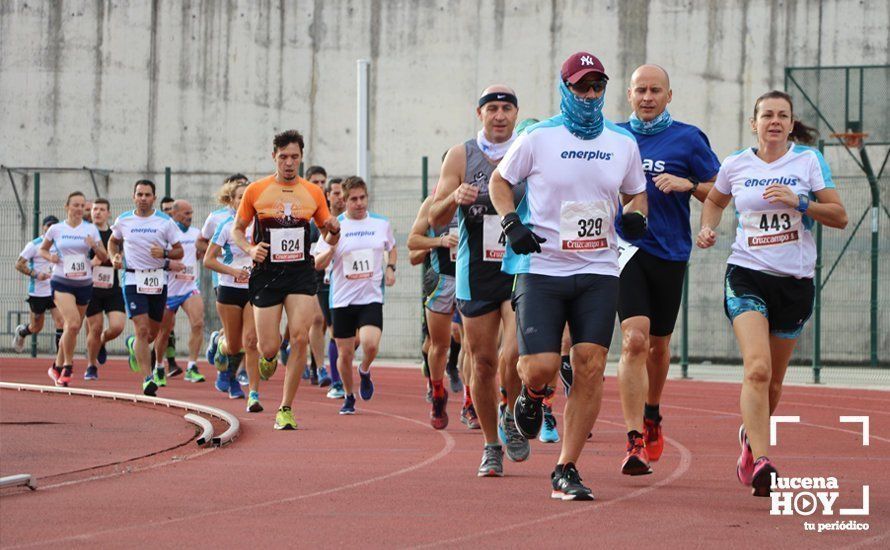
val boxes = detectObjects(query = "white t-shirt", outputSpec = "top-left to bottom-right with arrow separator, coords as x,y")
111,210 -> 182,286
212,216 -> 254,290
315,213 -> 396,308
19,237 -> 57,297
714,144 -> 833,279
44,220 -> 102,283
166,226 -> 201,296
202,206 -> 236,287
498,120 -> 647,277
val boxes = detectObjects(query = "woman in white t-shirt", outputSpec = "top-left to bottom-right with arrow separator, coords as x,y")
697,90 -> 848,498
39,191 -> 108,386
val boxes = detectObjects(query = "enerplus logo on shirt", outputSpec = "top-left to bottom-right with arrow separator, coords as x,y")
560,150 -> 613,161
743,176 -> 799,187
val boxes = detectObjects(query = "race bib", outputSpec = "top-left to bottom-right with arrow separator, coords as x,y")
560,201 -> 612,252
232,258 -> 252,284
136,269 -> 164,295
482,215 -> 506,262
616,236 -> 639,273
92,265 -> 114,289
742,210 -> 802,248
175,264 -> 196,281
269,227 -> 305,262
63,253 -> 88,278
344,248 -> 374,280
449,227 -> 458,262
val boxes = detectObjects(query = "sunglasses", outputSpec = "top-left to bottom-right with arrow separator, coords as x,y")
570,79 -> 607,94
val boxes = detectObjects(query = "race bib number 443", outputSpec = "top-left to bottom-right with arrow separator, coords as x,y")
270,228 -> 305,262
742,210 -> 802,248
560,201 -> 612,252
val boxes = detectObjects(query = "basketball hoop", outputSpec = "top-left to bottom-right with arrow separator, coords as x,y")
830,132 -> 868,148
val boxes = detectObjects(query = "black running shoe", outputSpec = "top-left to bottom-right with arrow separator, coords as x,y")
559,359 -> 573,396
167,364 -> 184,378
513,385 -> 548,439
446,364 -> 463,394
551,463 -> 594,501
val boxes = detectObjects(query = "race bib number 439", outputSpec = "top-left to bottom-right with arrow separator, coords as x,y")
742,210 -> 802,248
560,200 -> 612,252
270,228 -> 305,262
64,253 -> 88,278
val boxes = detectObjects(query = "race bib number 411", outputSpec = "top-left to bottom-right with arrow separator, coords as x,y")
344,248 -> 374,280
742,210 -> 802,248
269,228 -> 305,262
560,200 -> 612,252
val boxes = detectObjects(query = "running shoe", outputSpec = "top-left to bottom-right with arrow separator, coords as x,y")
621,433 -> 653,476
430,391 -> 449,430
737,425 -> 754,486
247,391 -> 263,413
339,394 -> 356,415
301,365 -> 311,380
205,330 -> 219,366
318,367 -> 331,388
751,457 -> 777,497
425,380 -> 433,404
47,365 -> 62,385
84,365 -> 99,381
559,358 -> 573,396
551,463 -> 594,501
12,324 -> 26,353
236,367 -> 249,387
326,381 -> 345,399
126,335 -> 139,373
280,340 -> 290,367
644,416 -> 664,462
477,445 -> 504,477
539,405 -> 560,443
97,343 -> 107,365
499,405 -> 531,462
184,365 -> 205,383
214,370 -> 230,393
513,385 -> 547,439
166,333 -> 176,360
214,336 -> 229,372
168,364 -> 184,378
154,367 -> 167,387
58,366 -> 73,387
228,374 -> 245,399
274,406 -> 297,430
359,370 -> 374,401
142,375 -> 158,397
446,364 -> 463,394
310,368 -> 319,385
259,354 -> 278,381
462,403 -> 481,429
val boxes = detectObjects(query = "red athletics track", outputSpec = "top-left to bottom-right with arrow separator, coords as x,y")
1,357 -> 887,548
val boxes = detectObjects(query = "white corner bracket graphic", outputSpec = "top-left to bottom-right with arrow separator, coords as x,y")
840,485 -> 870,516
839,416 -> 870,446
770,416 -> 800,446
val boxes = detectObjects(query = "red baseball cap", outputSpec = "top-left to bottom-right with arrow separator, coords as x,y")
561,52 -> 609,84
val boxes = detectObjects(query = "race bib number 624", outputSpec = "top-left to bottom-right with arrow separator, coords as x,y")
270,228 -> 305,262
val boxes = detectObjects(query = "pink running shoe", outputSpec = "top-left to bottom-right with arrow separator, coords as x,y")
751,457 -> 777,497
736,425 -> 754,486
47,365 -> 62,386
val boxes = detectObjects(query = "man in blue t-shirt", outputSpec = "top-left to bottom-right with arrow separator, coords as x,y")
614,64 -> 720,475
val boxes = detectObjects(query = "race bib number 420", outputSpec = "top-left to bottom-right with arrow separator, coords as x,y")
560,200 -> 612,252
482,215 -> 506,262
136,269 -> 164,295
269,228 -> 305,262
742,210 -> 802,248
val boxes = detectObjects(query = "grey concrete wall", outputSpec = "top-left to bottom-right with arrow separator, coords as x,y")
1,0 -> 888,361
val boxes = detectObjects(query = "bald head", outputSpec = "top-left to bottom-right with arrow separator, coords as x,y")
630,64 -> 670,88
627,64 -> 673,122
171,199 -> 193,227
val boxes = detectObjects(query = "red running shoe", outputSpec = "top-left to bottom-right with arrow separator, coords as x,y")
643,417 -> 664,462
430,391 -> 449,430
47,365 -> 62,386
462,403 -> 481,430
751,457 -> 777,497
737,425 -> 754,486
621,434 -> 653,476
58,365 -> 73,387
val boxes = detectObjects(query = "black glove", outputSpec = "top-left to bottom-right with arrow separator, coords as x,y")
621,211 -> 647,240
501,212 -> 546,254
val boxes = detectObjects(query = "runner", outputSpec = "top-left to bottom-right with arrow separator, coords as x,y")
231,130 -> 339,430
204,185 -> 264,411
319,177 -> 347,399
160,196 -> 175,215
305,165 -> 331,386
407,194 -> 459,428
158,195 -> 180,373
83,200 -> 127,380
429,84 -> 526,476
314,176 -> 396,415
108,180 -> 184,396
152,200 -> 208,389
490,52 -> 648,499
12,216 -> 63,356
39,192 -> 107,386
696,90 -> 847,497
615,64 -> 721,474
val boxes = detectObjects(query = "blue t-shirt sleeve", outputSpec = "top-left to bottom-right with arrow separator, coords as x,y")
687,129 -> 721,183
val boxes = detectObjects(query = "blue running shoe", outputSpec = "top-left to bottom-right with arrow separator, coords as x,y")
339,394 -> 356,415
214,370 -> 230,393
228,373 -> 245,399
236,368 -> 249,387
326,381 -> 345,399
359,370 -> 374,401
539,405 -> 560,443
205,331 -> 219,366
318,367 -> 331,388
97,344 -> 107,366
301,365 -> 311,380
84,365 -> 99,381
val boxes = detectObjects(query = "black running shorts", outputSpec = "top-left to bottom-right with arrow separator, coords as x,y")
217,286 -> 250,308
86,288 -> 126,317
27,295 -> 55,315
723,264 -> 814,339
332,302 -> 383,339
512,273 -> 619,355
249,265 -> 317,308
618,249 -> 687,337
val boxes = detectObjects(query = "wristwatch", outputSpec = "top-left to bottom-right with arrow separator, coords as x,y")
688,176 -> 700,193
386,264 -> 397,272
796,194 -> 811,213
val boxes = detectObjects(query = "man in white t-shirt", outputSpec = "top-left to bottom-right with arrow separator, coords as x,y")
490,52 -> 648,501
108,180 -> 184,396
314,176 -> 396,415
12,216 -> 63,354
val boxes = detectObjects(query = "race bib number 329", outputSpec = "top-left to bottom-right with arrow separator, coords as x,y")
560,200 -> 612,252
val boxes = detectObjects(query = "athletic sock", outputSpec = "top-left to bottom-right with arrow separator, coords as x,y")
310,351 -> 317,373
627,430 -> 643,443
484,442 -> 501,450
54,329 -> 63,352
19,326 -> 32,337
358,366 -> 370,375
644,403 -> 661,422
421,350 -> 430,378
527,386 -> 549,400
447,338 -> 461,371
561,354 -> 570,369
328,340 -> 340,383
431,378 -> 446,399
464,386 -> 472,406
154,362 -> 164,371
187,361 -> 197,370
543,392 -> 555,408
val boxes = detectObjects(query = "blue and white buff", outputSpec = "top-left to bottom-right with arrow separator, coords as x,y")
476,129 -> 516,161
559,79 -> 605,140
628,109 -> 673,135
